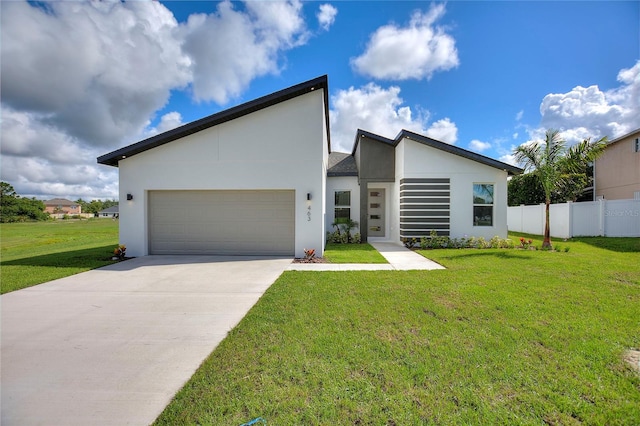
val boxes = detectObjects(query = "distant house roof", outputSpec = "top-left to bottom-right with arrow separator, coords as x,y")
605,128 -> 640,147
44,198 -> 77,206
327,152 -> 358,176
98,206 -> 119,214
352,128 -> 523,176
98,75 -> 330,167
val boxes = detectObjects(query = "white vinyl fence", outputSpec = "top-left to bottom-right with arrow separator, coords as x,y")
508,199 -> 640,238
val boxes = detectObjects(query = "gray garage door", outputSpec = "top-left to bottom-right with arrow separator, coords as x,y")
148,190 -> 295,255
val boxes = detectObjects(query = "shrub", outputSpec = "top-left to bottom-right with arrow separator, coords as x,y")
113,244 -> 126,260
419,232 -> 516,250
402,237 -> 418,249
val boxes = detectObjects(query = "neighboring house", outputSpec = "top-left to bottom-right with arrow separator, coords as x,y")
98,75 -> 521,258
594,128 -> 640,200
44,198 -> 81,215
98,205 -> 119,218
326,129 -> 522,243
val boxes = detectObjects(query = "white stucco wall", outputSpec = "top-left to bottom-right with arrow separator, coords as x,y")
118,90 -> 328,257
398,138 -> 510,240
325,175 -> 360,236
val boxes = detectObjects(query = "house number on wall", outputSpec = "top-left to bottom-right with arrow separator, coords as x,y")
307,205 -> 311,221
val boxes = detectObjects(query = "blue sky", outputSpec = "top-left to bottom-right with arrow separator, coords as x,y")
1,1 -> 638,200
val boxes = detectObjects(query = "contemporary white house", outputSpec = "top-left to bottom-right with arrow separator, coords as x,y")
99,76 -> 521,258
325,129 -> 523,243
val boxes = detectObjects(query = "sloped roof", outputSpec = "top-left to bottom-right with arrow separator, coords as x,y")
98,75 -> 330,167
352,128 -> 523,175
98,205 -> 119,214
44,198 -> 77,206
327,152 -> 358,176
605,128 -> 640,147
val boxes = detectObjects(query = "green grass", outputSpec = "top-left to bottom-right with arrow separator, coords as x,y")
155,235 -> 640,425
0,219 -> 119,294
323,242 -> 388,263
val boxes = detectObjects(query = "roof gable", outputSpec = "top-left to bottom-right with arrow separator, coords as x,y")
98,75 -> 330,167
352,128 -> 522,175
398,130 -> 523,175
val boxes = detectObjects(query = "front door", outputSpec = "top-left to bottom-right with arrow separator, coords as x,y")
368,188 -> 385,237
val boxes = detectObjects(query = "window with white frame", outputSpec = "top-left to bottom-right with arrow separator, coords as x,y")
473,183 -> 494,226
334,191 -> 351,224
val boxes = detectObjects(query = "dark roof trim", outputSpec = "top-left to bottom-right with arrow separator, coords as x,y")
398,130 -> 523,175
98,75 -> 330,167
352,128 -> 523,175
351,129 -> 395,155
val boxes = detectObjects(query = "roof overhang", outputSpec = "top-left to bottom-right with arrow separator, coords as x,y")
351,128 -> 523,176
98,75 -> 331,167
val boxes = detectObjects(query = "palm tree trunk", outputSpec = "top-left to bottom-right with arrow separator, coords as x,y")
543,200 -> 552,248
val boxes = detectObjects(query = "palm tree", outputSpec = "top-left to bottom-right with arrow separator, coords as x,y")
513,129 -> 607,248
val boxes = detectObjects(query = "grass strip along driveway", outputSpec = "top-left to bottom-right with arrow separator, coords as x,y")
0,220 -> 118,294
323,242 -> 388,264
155,235 -> 640,425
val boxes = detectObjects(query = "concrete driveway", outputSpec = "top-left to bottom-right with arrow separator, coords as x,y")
1,255 -> 291,426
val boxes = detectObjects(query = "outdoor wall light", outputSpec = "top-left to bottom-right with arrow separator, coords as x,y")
127,193 -> 133,201
307,193 -> 312,201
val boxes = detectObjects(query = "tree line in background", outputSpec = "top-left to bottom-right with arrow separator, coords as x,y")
0,181 -> 118,223
74,198 -> 118,215
0,182 -> 49,222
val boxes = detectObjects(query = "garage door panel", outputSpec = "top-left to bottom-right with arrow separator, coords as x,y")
148,190 -> 294,255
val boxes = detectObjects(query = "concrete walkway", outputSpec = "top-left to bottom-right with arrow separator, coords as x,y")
287,241 -> 445,271
1,255 -> 291,426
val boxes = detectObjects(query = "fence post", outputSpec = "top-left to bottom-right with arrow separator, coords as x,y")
567,201 -> 573,238
598,198 -> 605,236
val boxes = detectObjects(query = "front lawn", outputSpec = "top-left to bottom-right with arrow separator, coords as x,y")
323,242 -> 388,263
155,235 -> 640,425
0,219 -> 119,294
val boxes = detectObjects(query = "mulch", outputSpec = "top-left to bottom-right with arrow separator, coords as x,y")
292,257 -> 328,263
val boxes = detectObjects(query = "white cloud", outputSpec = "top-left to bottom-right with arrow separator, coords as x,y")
0,0 -> 311,200
469,139 -> 491,152
182,0 -> 308,104
537,60 -> 640,144
499,152 -> 518,167
0,105 -> 119,200
425,118 -> 458,145
351,3 -> 459,80
317,4 -> 337,31
515,110 -> 524,121
1,0 -> 191,148
329,83 -> 457,152
144,112 -> 185,139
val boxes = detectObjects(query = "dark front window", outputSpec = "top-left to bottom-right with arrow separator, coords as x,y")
334,191 -> 351,224
335,191 -> 350,206
473,183 -> 494,226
